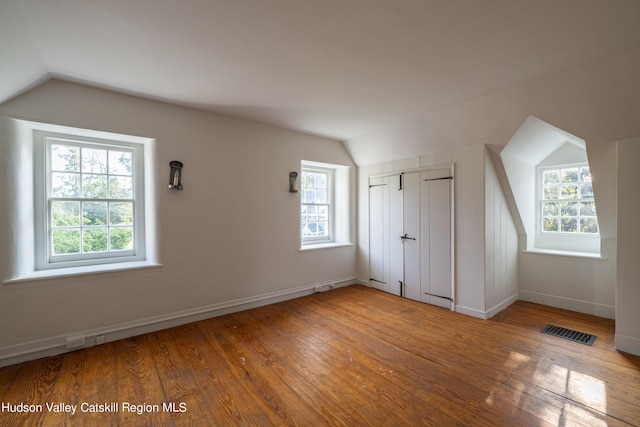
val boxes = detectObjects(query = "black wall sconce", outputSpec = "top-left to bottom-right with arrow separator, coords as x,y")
289,171 -> 298,193
168,161 -> 183,190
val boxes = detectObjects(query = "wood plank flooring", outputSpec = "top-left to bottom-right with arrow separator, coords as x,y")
1,285 -> 639,426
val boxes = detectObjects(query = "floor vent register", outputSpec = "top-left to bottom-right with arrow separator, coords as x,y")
540,324 -> 596,346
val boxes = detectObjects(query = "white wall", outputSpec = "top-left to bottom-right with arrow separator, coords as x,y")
347,49 -> 640,351
485,151 -> 519,317
519,250 -> 615,318
0,0 -> 48,102
0,80 -> 356,365
616,138 -> 640,355
453,145 -> 487,317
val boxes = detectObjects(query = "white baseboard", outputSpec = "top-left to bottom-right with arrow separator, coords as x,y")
455,293 -> 519,320
519,289 -> 615,319
615,333 -> 640,357
0,277 -> 356,367
455,305 -> 487,319
485,293 -> 520,319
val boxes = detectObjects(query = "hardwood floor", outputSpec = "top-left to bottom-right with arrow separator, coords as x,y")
1,285 -> 639,426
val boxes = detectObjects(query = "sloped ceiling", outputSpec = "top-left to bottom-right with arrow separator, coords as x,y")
2,0 -> 640,142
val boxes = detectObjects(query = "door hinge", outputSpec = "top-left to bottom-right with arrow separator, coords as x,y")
423,176 -> 453,182
424,292 -> 453,302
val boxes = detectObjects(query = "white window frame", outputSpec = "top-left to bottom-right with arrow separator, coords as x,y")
300,165 -> 334,245
34,131 -> 147,270
535,162 -> 600,253
298,160 -> 353,251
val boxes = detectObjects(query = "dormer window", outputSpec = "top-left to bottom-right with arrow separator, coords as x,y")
539,164 -> 598,235
501,116 -> 601,256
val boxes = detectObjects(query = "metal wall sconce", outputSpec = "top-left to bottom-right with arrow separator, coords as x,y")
289,171 -> 298,193
168,161 -> 184,190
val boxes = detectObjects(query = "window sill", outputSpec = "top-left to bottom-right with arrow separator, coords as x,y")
3,261 -> 163,284
299,242 -> 354,252
523,249 -> 605,260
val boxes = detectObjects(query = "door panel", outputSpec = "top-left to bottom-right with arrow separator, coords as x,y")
388,175 -> 403,296
403,173 -> 421,302
429,173 -> 452,304
369,175 -> 403,296
368,177 -> 386,291
421,169 -> 452,309
420,172 -> 431,304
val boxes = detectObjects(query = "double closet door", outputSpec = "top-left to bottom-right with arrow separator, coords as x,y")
369,167 -> 453,309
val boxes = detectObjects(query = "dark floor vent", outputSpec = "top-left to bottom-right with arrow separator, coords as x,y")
540,324 -> 596,346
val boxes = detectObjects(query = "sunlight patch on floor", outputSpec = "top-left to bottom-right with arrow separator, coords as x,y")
485,352 -> 531,408
487,352 -> 609,426
534,362 -> 569,393
534,362 -> 607,411
567,370 -> 607,412
533,360 -> 608,426
561,402 -> 609,426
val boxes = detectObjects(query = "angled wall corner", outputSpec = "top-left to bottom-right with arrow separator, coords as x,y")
486,146 -> 525,238
484,148 -> 519,318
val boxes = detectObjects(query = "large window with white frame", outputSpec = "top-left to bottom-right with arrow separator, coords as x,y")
35,131 -> 146,270
539,164 -> 598,235
300,166 -> 333,244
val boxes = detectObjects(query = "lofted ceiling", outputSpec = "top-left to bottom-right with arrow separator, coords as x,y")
2,0 -> 640,141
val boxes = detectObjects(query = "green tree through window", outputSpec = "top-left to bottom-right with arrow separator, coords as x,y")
49,141 -> 135,256
541,165 -> 598,234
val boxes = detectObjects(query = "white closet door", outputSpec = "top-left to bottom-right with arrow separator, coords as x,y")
421,169 -> 452,309
368,177 -> 387,291
420,172 -> 431,304
369,169 -> 453,307
388,175 -> 404,296
369,175 -> 403,296
402,173 -> 421,302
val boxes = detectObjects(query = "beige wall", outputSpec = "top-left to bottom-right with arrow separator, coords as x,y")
616,138 -> 640,354
0,80 -> 357,365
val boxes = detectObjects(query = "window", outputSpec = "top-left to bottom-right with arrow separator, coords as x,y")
299,159 -> 353,250
539,164 -> 598,235
35,131 -> 146,270
300,166 -> 332,243
501,116 -> 600,256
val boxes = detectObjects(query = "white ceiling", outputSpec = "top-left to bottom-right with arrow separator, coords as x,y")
2,0 -> 640,141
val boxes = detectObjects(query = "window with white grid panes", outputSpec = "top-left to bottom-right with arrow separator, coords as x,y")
37,133 -> 145,269
540,164 -> 598,235
300,167 -> 332,243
